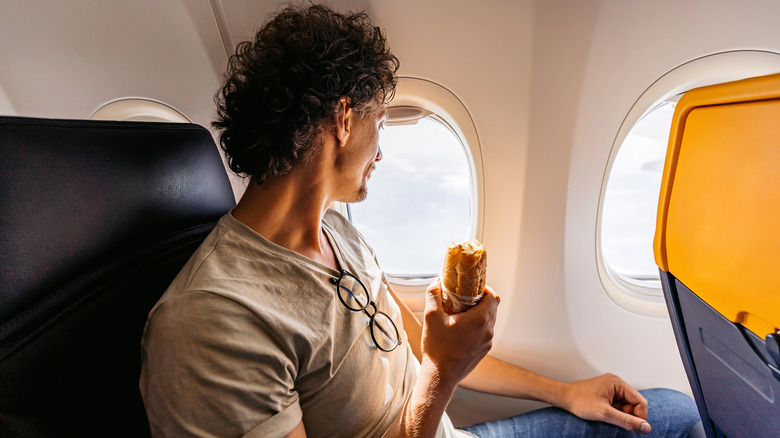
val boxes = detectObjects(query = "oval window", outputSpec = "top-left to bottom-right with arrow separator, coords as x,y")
597,52 -> 780,316
348,110 -> 472,281
600,99 -> 677,291
91,97 -> 190,123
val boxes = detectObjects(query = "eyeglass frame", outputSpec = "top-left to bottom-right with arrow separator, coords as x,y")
330,269 -> 401,352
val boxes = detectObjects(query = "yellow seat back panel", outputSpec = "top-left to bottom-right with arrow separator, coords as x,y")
654,73 -> 780,337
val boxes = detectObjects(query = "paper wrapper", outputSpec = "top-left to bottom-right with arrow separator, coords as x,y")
440,240 -> 487,314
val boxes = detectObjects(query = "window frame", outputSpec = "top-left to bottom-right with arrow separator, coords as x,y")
347,110 -> 474,284
596,50 -> 780,316
345,76 -> 484,293
91,97 -> 190,123
599,96 -> 679,296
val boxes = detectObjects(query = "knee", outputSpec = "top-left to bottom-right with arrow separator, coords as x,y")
643,388 -> 696,410
641,388 -> 701,432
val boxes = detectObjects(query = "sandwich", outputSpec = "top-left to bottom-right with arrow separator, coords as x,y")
440,239 -> 487,314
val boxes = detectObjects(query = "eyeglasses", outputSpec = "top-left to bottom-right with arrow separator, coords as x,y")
330,269 -> 401,352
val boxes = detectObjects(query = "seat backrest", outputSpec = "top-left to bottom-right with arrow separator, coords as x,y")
0,116 -> 236,437
654,73 -> 780,438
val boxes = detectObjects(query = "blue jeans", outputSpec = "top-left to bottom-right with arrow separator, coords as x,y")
461,388 -> 702,437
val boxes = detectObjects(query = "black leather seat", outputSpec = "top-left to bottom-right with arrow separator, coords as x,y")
0,116 -> 236,437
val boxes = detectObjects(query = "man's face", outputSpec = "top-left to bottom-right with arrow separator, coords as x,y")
343,104 -> 387,203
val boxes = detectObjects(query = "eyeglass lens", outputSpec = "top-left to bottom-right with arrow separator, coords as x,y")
337,274 -> 369,311
336,271 -> 400,352
371,312 -> 400,351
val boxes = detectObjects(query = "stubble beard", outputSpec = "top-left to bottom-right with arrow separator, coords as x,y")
355,182 -> 369,202
354,164 -> 375,203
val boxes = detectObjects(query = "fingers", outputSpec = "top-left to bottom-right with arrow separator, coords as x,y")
613,378 -> 648,420
601,409 -> 652,435
605,376 -> 650,434
628,389 -> 648,420
568,373 -> 652,435
477,285 -> 500,310
483,284 -> 499,300
466,285 -> 499,324
421,278 -> 498,382
424,278 -> 499,351
424,277 -> 444,316
426,279 -> 500,316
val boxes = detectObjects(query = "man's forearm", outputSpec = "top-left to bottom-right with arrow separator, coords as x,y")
385,356 -> 459,438
383,280 -> 500,436
458,355 -> 570,409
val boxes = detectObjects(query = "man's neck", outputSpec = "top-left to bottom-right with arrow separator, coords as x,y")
231,167 -> 339,270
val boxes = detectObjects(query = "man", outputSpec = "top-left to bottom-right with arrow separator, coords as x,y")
140,4 -> 701,437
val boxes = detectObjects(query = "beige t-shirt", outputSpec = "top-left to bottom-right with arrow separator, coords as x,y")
140,210 -> 463,437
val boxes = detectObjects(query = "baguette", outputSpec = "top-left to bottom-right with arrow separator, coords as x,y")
440,239 -> 487,314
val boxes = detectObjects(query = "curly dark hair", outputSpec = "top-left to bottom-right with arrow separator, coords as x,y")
212,4 -> 399,184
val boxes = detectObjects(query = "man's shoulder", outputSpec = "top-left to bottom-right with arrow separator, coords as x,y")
157,213 -> 290,303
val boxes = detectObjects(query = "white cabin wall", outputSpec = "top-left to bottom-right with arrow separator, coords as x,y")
369,0 -> 601,426
371,0 -> 780,427
3,0 -> 778,429
369,0 -> 533,350
435,0 -> 610,426
0,0 -> 221,129
566,0 -> 780,393
504,0 -> 602,376
220,0 -> 371,45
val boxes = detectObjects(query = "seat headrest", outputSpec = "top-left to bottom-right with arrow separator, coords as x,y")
0,116 -> 236,437
0,116 -> 235,322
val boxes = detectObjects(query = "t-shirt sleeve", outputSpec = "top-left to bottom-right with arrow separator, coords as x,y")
140,291 -> 302,438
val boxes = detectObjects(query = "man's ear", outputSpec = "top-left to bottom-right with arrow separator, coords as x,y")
334,97 -> 353,147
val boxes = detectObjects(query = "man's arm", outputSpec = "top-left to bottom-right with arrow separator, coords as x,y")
383,278 -> 499,437
459,355 -> 651,433
387,281 -> 652,435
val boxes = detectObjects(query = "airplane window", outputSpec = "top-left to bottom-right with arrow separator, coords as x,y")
91,98 -> 190,123
348,111 -> 472,281
595,51 -> 780,315
600,99 -> 677,291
